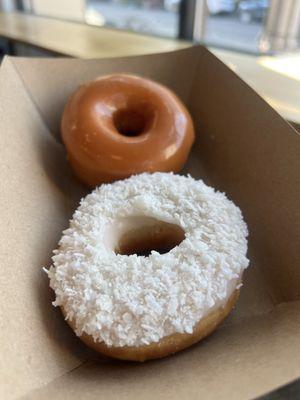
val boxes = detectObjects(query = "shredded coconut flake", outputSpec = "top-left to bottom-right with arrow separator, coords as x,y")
47,172 -> 249,347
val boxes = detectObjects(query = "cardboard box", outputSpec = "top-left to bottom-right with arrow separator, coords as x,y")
0,45 -> 299,400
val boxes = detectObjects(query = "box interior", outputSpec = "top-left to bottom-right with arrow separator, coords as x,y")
0,46 -> 299,400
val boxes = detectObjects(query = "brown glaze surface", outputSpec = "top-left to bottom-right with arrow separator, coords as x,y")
61,74 -> 195,186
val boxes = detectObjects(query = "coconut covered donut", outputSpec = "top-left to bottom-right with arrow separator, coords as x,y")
47,173 -> 249,361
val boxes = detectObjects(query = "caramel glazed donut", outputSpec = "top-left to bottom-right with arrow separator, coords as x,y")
47,173 -> 249,361
61,74 -> 195,187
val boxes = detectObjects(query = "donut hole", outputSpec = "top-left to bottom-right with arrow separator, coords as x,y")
113,108 -> 154,137
115,218 -> 185,257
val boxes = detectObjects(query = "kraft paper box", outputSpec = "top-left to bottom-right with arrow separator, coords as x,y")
0,46 -> 299,400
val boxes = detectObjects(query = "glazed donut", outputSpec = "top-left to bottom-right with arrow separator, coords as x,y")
61,74 -> 195,186
48,173 -> 249,361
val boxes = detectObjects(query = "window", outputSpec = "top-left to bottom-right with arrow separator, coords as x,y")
204,0 -> 270,53
85,0 -> 182,39
14,0 -> 300,55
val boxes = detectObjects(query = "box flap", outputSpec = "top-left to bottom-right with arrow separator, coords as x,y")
190,48 -> 300,302
0,57 -> 89,400
22,302 -> 300,400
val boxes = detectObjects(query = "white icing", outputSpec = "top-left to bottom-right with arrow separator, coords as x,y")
47,172 -> 249,347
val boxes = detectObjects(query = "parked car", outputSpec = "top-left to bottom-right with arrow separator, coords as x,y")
165,0 -> 237,15
238,0 -> 269,23
207,0 -> 236,15
164,0 -> 180,12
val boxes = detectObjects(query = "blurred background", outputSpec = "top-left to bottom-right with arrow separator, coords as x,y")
0,0 -> 299,130
0,0 -> 299,54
